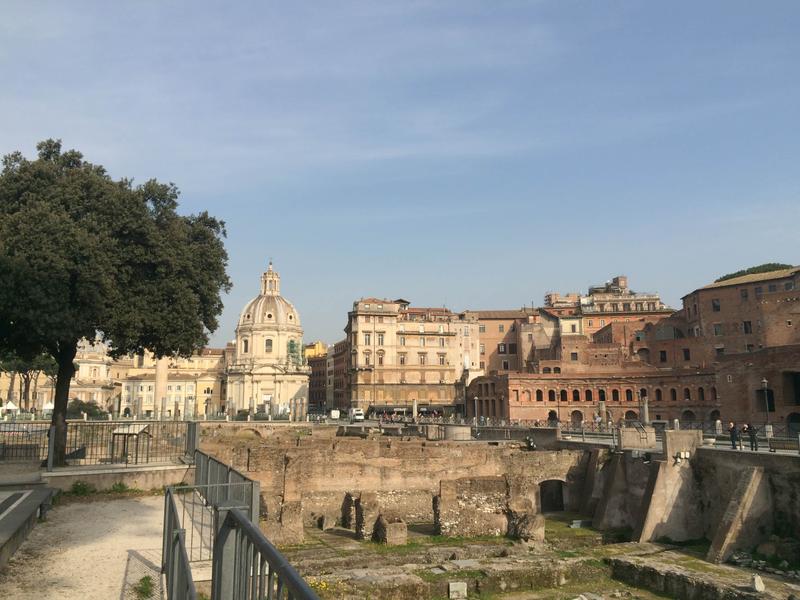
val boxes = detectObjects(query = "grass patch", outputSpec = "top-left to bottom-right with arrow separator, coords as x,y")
133,575 -> 154,599
69,480 -> 96,496
110,481 -> 129,493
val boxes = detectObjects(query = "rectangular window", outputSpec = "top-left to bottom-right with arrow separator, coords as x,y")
418,353 -> 426,365
498,343 -> 506,354
711,299 -> 721,312
713,323 -> 723,336
479,361 -> 485,369
768,283 -> 777,292
683,349 -> 691,361
420,337 -> 425,347
755,286 -> 763,297
498,324 -> 505,333
479,344 -> 485,354
377,354 -> 384,366
479,324 -> 485,333
502,360 -> 509,370
570,352 -> 578,361
786,281 -> 795,291
588,320 -> 593,327
600,319 -> 605,326
508,343 -> 517,354
715,347 -> 725,356
570,324 -> 577,333
438,354 -> 445,366
364,333 -> 371,345
743,321 -> 752,334
659,350 -> 667,363
740,288 -> 748,300
399,354 -> 406,365
463,326 -> 470,336
527,333 -> 533,341
439,337 -> 445,347
746,344 -> 754,353
377,333 -> 384,345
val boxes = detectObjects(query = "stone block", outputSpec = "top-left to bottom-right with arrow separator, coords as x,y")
508,512 -> 545,543
355,492 -> 381,540
372,515 -> 408,545
448,581 -> 468,599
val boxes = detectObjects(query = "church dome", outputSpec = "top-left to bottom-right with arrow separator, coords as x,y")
237,262 -> 302,328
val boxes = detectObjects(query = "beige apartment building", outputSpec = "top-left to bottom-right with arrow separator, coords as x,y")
344,298 -> 482,414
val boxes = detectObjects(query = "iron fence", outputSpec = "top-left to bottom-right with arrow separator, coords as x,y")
194,449 -> 260,523
163,488 -> 198,600
0,420 -> 193,466
0,422 -> 49,460
212,507 -> 319,600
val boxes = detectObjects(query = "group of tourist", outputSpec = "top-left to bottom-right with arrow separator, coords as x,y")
728,421 -> 760,451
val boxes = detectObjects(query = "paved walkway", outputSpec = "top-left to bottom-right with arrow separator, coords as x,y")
0,495 -> 164,600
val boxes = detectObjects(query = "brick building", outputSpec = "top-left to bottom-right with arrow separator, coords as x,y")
307,351 -> 328,413
470,266 -> 800,431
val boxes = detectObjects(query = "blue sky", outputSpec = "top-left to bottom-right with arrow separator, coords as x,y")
2,2 -> 799,346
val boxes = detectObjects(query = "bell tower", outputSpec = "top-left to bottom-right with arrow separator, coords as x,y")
260,260 -> 281,296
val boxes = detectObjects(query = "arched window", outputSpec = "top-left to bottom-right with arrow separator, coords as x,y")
524,390 -> 531,402
572,389 -> 580,402
625,389 -> 633,402
612,389 -> 620,402
265,339 -> 273,353
684,387 -> 692,401
242,339 -> 249,353
711,387 -> 718,401
536,390 -> 543,402
655,388 -> 662,402
709,409 -> 720,422
543,367 -> 551,374
670,388 -> 677,401
377,351 -> 384,366
560,389 -> 568,402
585,389 -> 593,402
364,352 -> 371,366
639,388 -> 647,400
548,390 -> 556,402
554,367 -> 562,374
598,389 -> 606,402
625,410 -> 638,421
699,387 -> 705,402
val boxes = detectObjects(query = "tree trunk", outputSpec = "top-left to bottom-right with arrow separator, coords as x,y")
6,371 -> 16,402
32,376 -> 39,411
50,342 -> 77,467
22,373 -> 32,411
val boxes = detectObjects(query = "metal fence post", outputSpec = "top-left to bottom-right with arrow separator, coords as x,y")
250,480 -> 261,524
212,507 -> 237,600
46,425 -> 55,472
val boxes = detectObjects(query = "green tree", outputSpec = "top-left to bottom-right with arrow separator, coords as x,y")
0,140 -> 231,464
0,352 -> 58,409
715,263 -> 793,282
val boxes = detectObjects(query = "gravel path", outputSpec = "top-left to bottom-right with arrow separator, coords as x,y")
0,495 -> 164,600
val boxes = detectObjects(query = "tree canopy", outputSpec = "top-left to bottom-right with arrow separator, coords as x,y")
715,263 -> 794,283
0,139 -> 231,463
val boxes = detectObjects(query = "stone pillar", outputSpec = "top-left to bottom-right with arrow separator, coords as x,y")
673,418 -> 680,430
641,396 -> 650,426
155,356 -> 168,420
412,398 -> 418,422
598,400 -> 607,430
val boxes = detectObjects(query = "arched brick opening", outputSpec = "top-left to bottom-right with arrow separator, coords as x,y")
539,480 -> 565,512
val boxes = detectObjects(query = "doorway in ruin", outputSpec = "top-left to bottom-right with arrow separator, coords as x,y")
570,410 -> 583,426
788,413 -> 800,435
547,410 -> 558,423
539,480 -> 565,512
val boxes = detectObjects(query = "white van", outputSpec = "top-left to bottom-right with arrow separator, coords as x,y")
348,407 -> 365,423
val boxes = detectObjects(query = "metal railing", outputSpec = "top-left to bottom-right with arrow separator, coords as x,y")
194,449 -> 260,523
0,422 -> 49,460
212,506 -> 318,600
163,488 -> 198,600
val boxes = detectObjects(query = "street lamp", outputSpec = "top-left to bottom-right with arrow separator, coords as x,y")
761,378 -> 769,425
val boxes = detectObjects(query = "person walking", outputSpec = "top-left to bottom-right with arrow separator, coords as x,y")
728,421 -> 739,450
747,423 -> 759,451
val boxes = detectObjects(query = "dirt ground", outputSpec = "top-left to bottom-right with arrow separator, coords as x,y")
0,495 -> 165,600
